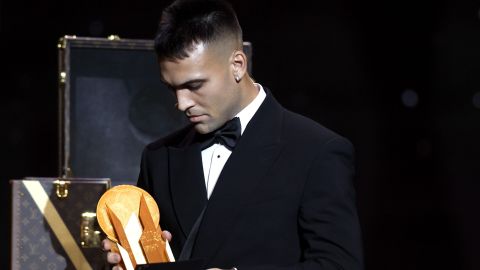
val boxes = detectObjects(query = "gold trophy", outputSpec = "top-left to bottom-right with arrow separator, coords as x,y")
96,185 -> 175,270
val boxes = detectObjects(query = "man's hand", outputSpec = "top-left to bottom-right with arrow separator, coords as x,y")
102,230 -> 173,270
102,238 -> 122,269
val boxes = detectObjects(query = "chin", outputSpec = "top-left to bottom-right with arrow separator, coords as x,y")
194,123 -> 211,134
194,119 -> 224,134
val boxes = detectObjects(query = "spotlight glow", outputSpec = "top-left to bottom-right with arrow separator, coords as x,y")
401,89 -> 419,108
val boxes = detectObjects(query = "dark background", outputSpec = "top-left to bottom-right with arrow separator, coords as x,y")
2,0 -> 480,269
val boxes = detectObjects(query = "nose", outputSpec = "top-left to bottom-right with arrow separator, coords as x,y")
175,89 -> 195,112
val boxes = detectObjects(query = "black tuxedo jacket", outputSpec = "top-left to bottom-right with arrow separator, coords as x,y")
137,91 -> 363,270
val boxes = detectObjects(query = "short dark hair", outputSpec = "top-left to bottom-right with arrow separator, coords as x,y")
154,0 -> 242,61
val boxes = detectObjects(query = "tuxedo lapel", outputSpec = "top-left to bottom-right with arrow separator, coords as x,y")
168,130 -> 208,238
192,92 -> 285,262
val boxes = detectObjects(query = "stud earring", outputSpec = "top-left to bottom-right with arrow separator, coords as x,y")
235,74 -> 240,82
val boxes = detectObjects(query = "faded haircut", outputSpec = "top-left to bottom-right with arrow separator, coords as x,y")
154,0 -> 243,61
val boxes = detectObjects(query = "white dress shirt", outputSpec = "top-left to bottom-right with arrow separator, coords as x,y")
201,83 -> 267,199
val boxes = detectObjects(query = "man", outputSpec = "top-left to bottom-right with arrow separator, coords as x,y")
104,0 -> 363,269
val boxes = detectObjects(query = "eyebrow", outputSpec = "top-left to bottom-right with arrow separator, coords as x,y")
163,78 -> 208,90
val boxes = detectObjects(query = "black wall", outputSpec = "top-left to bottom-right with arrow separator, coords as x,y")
2,0 -> 480,269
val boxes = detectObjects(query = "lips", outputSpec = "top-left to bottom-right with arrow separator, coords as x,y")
188,114 -> 204,123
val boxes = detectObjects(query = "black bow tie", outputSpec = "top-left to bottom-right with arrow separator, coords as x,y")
199,117 -> 241,150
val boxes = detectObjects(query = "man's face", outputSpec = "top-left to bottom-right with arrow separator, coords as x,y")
159,42 -> 242,134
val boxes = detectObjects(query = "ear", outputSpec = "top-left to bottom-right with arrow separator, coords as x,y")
231,49 -> 248,83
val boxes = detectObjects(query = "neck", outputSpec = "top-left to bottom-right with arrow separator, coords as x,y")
238,74 -> 259,109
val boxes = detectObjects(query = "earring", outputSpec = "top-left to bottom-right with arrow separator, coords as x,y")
235,74 -> 240,82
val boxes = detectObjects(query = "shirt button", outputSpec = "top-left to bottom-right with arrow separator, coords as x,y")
217,155 -> 220,158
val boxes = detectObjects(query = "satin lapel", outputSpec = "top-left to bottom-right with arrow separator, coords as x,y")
168,132 -> 207,238
192,92 -> 285,262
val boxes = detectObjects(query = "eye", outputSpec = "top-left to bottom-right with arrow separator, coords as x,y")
188,82 -> 203,91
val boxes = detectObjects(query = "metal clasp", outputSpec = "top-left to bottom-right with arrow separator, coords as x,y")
80,212 -> 102,248
54,180 -> 70,198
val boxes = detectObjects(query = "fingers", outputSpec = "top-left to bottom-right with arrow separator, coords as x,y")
112,266 -> 124,270
103,238 -> 122,266
107,251 -> 122,264
162,230 -> 172,242
102,238 -> 112,251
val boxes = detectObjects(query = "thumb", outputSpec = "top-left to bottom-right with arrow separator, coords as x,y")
162,230 -> 172,242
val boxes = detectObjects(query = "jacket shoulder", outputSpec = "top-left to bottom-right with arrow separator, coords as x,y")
282,109 -> 352,148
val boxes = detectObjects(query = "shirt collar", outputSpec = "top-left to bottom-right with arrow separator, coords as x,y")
235,83 -> 267,135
